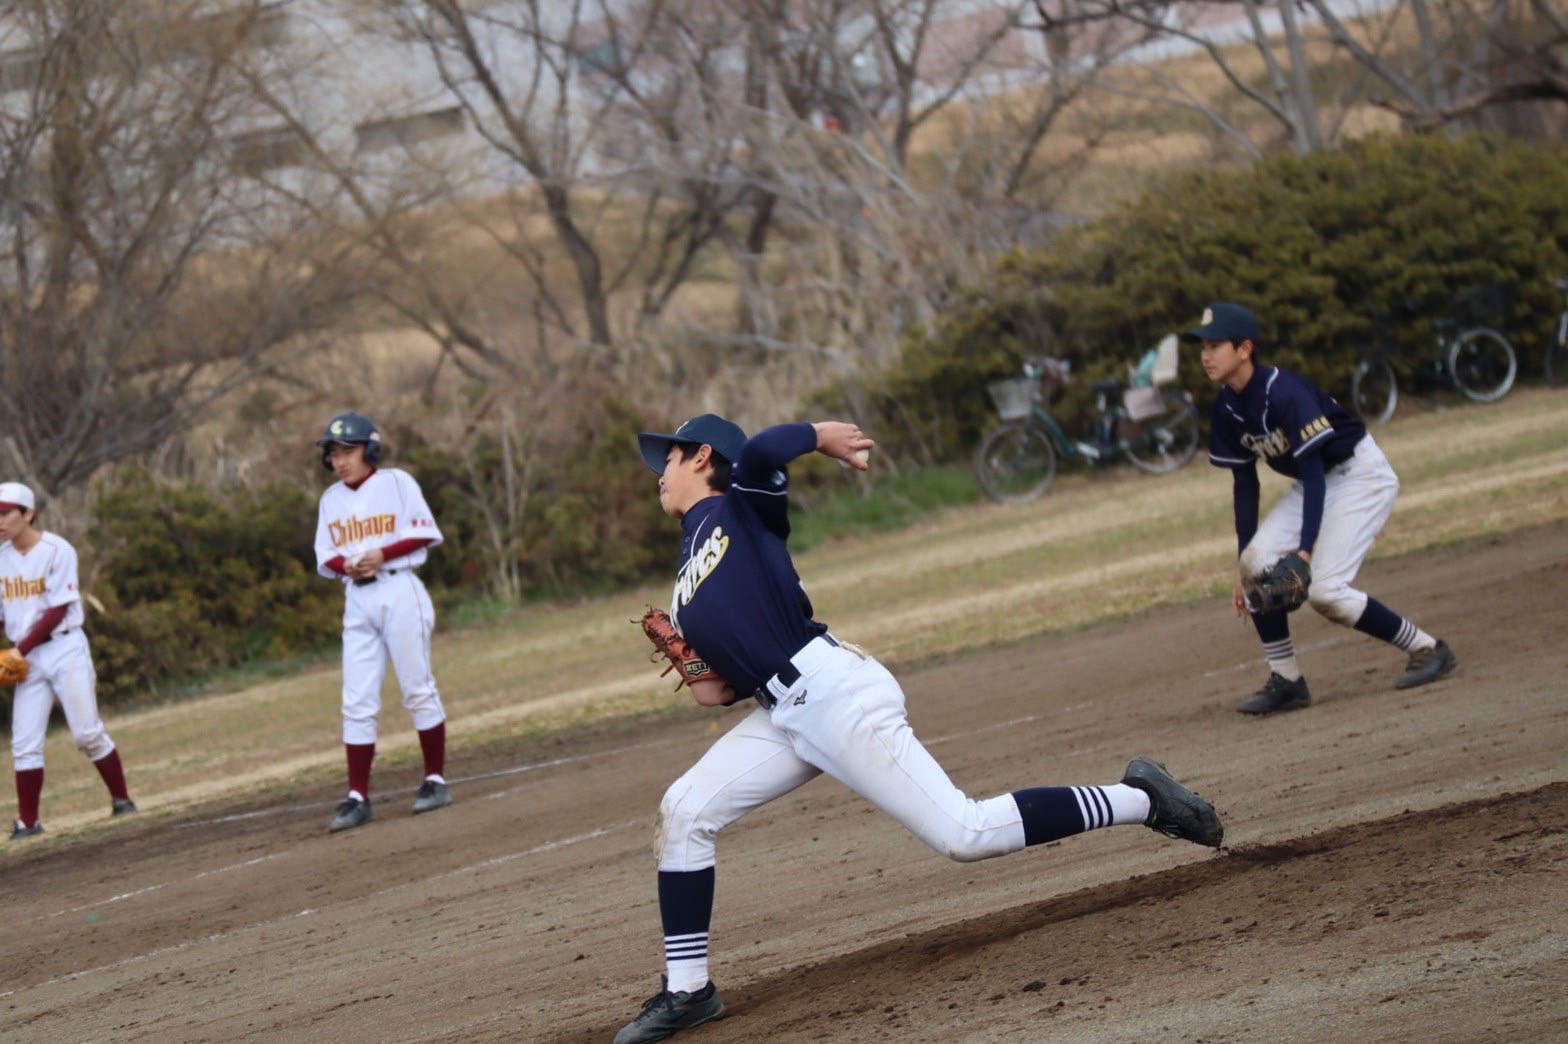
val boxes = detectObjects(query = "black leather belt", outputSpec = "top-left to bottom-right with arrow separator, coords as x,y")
755,634 -> 838,709
352,569 -> 400,587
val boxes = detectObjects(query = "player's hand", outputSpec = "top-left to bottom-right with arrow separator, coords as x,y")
1232,577 -> 1249,618
357,547 -> 386,575
689,678 -> 737,707
812,421 -> 875,470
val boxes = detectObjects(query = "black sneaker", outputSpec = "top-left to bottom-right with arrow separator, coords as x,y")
1396,640 -> 1457,689
112,798 -> 138,817
328,797 -> 373,833
9,820 -> 45,841
412,780 -> 452,814
1236,672 -> 1311,714
1121,756 -> 1224,848
613,976 -> 725,1044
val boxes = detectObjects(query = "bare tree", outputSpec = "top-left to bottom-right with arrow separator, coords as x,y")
0,0 -> 369,495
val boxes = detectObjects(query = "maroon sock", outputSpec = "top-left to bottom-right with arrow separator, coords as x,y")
15,768 -> 43,827
346,743 -> 375,799
417,722 -> 446,779
92,749 -> 131,801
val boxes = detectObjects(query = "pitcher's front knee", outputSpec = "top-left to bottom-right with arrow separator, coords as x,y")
655,778 -> 722,871
1309,583 -> 1366,627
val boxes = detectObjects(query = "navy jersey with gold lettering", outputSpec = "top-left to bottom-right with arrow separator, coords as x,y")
668,423 -> 829,700
1208,366 -> 1363,477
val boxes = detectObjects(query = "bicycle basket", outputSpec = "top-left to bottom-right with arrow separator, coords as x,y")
1452,282 -> 1515,324
987,377 -> 1038,421
1123,385 -> 1167,422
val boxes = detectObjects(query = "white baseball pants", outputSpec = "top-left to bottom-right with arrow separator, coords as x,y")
340,571 -> 445,745
9,630 -> 114,771
656,637 -> 1027,872
1239,435 -> 1400,626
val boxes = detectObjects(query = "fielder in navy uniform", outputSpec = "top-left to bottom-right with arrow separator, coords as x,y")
1191,303 -> 1457,714
611,414 -> 1224,1044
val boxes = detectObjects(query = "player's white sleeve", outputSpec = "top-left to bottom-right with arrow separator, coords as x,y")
314,490 -> 341,578
45,539 -> 82,608
396,472 -> 443,548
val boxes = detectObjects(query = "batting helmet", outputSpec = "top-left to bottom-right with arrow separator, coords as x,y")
316,412 -> 383,470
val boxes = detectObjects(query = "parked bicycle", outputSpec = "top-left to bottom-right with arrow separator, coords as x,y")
974,334 -> 1200,503
1545,277 -> 1568,387
1350,283 -> 1518,425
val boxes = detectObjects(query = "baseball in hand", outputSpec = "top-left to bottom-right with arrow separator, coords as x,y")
841,447 -> 872,469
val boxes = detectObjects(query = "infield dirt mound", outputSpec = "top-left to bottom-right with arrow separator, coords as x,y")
1,522 -> 1565,1042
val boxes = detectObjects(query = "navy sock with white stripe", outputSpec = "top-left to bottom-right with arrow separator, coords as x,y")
1251,609 -> 1302,681
1354,597 -> 1434,652
1012,785 -> 1150,846
658,867 -> 715,994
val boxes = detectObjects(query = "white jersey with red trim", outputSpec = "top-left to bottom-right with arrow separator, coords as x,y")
314,468 -> 443,579
0,532 -> 86,645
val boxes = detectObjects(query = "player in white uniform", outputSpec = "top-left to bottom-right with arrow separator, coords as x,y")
313,413 -> 452,832
0,482 -> 136,841
610,415 -> 1225,1044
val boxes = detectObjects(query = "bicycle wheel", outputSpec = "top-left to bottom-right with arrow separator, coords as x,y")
1351,357 -> 1397,424
974,421 -> 1058,503
1122,389 -> 1200,474
1448,326 -> 1516,403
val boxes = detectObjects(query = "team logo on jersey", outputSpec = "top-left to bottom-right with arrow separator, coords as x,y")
0,576 -> 46,600
673,526 -> 730,608
1240,427 -> 1290,460
328,512 -> 398,547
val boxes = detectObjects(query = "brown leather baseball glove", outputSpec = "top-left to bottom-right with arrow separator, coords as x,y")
0,647 -> 30,687
637,607 -> 724,689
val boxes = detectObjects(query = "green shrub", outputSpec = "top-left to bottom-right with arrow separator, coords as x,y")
845,133 -> 1568,460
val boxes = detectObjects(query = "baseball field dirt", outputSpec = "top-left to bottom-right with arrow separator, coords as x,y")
2,521 -> 1564,1043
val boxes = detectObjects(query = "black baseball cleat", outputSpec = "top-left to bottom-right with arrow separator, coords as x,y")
1121,756 -> 1224,848
112,798 -> 138,817
1236,672 -> 1311,715
9,820 -> 45,841
613,976 -> 725,1044
1396,640 -> 1457,690
412,780 -> 452,814
328,797 -> 373,833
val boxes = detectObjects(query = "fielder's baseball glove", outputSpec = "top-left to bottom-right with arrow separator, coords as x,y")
1246,555 -> 1312,615
637,607 -> 724,689
0,647 -> 30,687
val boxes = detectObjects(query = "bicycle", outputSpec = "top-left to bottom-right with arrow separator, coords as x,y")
1545,277 -> 1568,387
1350,283 -> 1518,425
974,335 -> 1201,503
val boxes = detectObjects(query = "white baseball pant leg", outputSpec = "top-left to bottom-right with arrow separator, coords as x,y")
341,572 -> 446,745
657,640 -> 1025,872
1240,436 -> 1400,626
9,631 -> 114,771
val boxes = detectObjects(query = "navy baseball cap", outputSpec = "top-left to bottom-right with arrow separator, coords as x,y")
638,414 -> 748,474
1185,302 -> 1259,343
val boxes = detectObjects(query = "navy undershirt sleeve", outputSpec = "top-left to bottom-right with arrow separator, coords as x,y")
1232,462 -> 1260,553
1296,452 -> 1327,554
735,423 -> 817,480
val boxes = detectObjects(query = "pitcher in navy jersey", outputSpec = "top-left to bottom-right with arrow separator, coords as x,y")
1190,303 -> 1458,715
609,414 -> 1224,1044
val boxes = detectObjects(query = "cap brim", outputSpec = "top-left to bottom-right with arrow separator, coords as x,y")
0,502 -> 25,513
638,433 -> 683,475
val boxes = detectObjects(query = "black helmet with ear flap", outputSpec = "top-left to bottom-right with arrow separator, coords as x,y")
316,412 -> 383,469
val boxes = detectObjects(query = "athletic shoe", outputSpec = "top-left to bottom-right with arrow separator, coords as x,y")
412,780 -> 452,814
613,976 -> 725,1044
1396,640 -> 1457,690
112,798 -> 138,817
1236,672 -> 1311,715
9,820 -> 45,841
328,797 -> 373,833
1121,756 -> 1224,848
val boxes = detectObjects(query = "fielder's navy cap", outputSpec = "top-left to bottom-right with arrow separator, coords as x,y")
638,414 -> 748,474
1185,302 -> 1259,343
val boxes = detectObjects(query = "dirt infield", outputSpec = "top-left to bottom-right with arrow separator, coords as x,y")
2,522 -> 1564,1043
